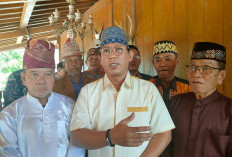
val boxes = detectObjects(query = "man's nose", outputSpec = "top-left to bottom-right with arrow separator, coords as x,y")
191,67 -> 203,77
36,75 -> 46,84
109,51 -> 117,59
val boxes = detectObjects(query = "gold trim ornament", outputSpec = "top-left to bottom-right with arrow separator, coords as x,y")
153,40 -> 178,56
191,42 -> 226,64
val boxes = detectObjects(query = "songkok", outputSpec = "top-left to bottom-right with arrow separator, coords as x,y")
191,42 -> 226,64
62,38 -> 81,59
23,39 -> 55,69
101,27 -> 129,49
153,40 -> 178,56
87,47 -> 100,58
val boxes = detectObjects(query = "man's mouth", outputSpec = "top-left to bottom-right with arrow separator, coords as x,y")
192,81 -> 204,84
160,69 -> 168,72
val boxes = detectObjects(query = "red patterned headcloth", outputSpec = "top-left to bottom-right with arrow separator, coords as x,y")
23,39 -> 55,69
62,38 -> 82,59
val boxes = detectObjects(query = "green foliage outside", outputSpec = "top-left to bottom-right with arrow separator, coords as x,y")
0,49 -> 24,90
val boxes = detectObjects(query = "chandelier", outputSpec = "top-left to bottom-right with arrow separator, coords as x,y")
48,0 -> 93,53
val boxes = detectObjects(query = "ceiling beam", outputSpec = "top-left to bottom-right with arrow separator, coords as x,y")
16,0 -> 37,44
0,36 -> 57,52
0,43 -> 26,52
0,0 -> 49,4
0,25 -> 51,40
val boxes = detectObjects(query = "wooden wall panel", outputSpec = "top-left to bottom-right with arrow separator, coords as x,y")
187,0 -> 204,59
135,0 -> 144,72
204,0 -> 224,92
113,0 -> 126,28
143,0 -> 153,75
224,0 -> 232,97
162,0 -> 174,40
174,0 -> 188,79
204,0 -> 223,43
151,0 -> 163,76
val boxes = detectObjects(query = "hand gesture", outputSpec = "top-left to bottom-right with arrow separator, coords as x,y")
110,113 -> 153,147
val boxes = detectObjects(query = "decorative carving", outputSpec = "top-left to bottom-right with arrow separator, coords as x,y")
93,25 -> 103,47
114,14 -> 135,45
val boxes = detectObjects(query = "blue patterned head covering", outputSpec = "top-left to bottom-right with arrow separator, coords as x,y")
100,27 -> 129,49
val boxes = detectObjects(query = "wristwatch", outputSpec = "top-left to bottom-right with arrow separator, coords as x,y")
106,129 -> 115,147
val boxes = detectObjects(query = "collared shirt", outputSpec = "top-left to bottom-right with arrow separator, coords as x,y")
150,76 -> 191,106
70,74 -> 83,100
166,90 -> 232,157
136,71 -> 152,80
0,92 -> 85,157
3,69 -> 27,108
71,72 -> 175,157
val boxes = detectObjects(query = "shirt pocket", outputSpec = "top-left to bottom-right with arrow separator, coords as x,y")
127,107 -> 150,127
57,120 -> 70,148
204,129 -> 232,157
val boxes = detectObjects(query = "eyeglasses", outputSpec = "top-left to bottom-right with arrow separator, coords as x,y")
186,65 -> 222,75
133,54 -> 140,60
101,46 -> 126,56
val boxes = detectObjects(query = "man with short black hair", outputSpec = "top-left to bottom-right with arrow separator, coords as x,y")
128,45 -> 152,80
150,40 -> 191,106
55,61 -> 66,80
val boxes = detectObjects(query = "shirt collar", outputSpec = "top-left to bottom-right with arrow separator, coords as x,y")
26,92 -> 54,108
136,71 -> 141,77
155,76 -> 177,91
103,72 -> 132,91
195,90 -> 220,105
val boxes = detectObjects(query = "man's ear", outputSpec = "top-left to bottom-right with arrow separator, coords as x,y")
218,70 -> 226,85
20,71 -> 26,86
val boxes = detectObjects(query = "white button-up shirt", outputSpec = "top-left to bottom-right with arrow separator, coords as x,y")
0,92 -> 85,157
71,72 -> 175,157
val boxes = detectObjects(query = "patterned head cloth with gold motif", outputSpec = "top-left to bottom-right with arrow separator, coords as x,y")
191,42 -> 226,64
62,38 -> 82,59
23,38 -> 55,69
87,47 -> 100,58
153,40 -> 178,56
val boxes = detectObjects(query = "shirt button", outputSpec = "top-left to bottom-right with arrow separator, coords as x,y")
192,116 -> 197,119
189,132 -> 195,139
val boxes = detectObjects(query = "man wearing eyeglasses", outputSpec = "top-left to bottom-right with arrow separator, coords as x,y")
70,27 -> 175,157
150,40 -> 191,106
165,42 -> 232,157
128,45 -> 152,80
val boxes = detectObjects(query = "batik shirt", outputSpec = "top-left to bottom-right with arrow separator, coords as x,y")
150,76 -> 191,106
3,69 -> 27,108
136,71 -> 152,80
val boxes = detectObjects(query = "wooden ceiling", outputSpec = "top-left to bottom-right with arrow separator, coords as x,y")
0,0 -> 99,52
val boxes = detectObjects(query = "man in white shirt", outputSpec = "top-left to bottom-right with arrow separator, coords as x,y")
0,39 -> 85,157
70,27 -> 175,157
